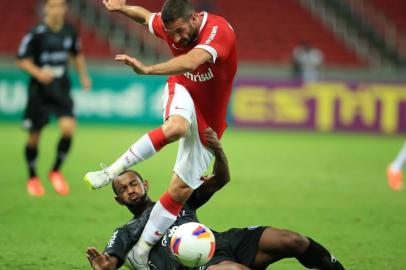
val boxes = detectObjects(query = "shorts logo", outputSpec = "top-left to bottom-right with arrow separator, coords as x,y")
247,226 -> 260,230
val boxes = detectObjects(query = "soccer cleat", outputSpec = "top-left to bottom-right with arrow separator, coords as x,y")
49,171 -> 70,195
386,166 -> 403,191
84,169 -> 114,190
126,244 -> 151,270
27,177 -> 45,197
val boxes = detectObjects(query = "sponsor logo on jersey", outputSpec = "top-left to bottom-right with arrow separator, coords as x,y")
183,67 -> 214,82
205,26 -> 218,45
40,51 -> 68,63
161,225 -> 179,247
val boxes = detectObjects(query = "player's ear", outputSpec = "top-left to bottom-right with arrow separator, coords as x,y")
143,180 -> 150,192
191,12 -> 199,23
115,196 -> 125,206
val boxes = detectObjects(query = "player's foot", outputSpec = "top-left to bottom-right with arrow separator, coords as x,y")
49,171 -> 70,195
27,177 -> 45,196
126,244 -> 150,270
84,169 -> 114,190
386,165 -> 403,191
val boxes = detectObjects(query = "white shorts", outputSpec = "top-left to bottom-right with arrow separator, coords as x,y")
162,82 -> 214,190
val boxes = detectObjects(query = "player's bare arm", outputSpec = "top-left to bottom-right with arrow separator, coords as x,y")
102,0 -> 152,26
203,128 -> 230,188
115,48 -> 212,75
189,128 -> 230,208
71,54 -> 91,90
16,58 -> 53,84
86,247 -> 118,270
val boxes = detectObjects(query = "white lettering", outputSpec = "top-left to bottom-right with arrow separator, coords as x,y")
40,51 -> 68,63
0,81 -> 27,114
183,67 -> 214,82
107,230 -> 119,248
205,26 -> 218,45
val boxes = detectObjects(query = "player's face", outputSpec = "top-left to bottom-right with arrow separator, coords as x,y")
114,173 -> 148,207
44,0 -> 67,22
164,13 -> 199,47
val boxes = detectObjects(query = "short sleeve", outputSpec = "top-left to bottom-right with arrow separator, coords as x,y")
69,27 -> 81,55
103,228 -> 129,268
148,12 -> 166,40
17,31 -> 37,59
195,22 -> 235,63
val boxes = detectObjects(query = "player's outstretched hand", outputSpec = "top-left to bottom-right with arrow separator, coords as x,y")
204,127 -> 222,152
102,0 -> 126,12
86,247 -> 116,270
115,54 -> 149,74
80,75 -> 92,91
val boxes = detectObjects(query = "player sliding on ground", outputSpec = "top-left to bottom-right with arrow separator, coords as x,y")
86,129 -> 345,270
84,0 -> 237,269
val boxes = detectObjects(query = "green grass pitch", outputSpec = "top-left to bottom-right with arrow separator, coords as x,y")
0,121 -> 405,269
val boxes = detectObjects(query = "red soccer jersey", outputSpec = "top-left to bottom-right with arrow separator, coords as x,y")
148,12 -> 237,140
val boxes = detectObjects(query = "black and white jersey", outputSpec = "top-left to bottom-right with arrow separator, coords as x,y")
105,203 -> 199,270
104,187 -> 217,270
17,22 -> 80,81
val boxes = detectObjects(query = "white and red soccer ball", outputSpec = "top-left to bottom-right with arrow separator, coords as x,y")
170,222 -> 216,267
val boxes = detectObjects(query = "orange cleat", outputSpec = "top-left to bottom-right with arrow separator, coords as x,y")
27,177 -> 45,196
386,166 -> 404,191
48,171 -> 70,195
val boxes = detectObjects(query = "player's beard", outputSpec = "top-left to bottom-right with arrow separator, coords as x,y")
182,23 -> 198,46
126,192 -> 148,209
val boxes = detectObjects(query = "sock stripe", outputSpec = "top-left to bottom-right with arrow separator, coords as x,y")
165,81 -> 176,120
148,127 -> 169,152
159,191 -> 183,216
129,147 -> 142,160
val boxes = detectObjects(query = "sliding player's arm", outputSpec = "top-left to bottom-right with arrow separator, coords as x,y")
188,128 -> 231,209
102,0 -> 152,26
86,247 -> 118,270
115,48 -> 212,75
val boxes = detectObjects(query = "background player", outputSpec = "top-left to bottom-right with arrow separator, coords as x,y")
387,140 -> 406,191
85,130 -> 345,270
16,0 -> 91,196
84,0 -> 237,268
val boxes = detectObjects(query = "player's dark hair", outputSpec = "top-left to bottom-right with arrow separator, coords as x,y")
161,0 -> 195,25
112,170 -> 144,195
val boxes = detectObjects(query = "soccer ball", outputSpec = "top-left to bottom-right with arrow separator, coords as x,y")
170,222 -> 216,267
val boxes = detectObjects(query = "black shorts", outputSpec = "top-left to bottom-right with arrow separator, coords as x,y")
23,79 -> 74,131
201,226 -> 267,269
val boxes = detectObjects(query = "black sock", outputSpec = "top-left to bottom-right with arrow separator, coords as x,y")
52,136 -> 72,171
25,145 -> 38,178
296,237 -> 345,270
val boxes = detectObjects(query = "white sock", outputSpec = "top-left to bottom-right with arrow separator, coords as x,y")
392,141 -> 406,171
107,134 -> 156,177
140,201 -> 178,245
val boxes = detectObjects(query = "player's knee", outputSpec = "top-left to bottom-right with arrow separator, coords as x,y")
283,232 -> 309,255
163,118 -> 189,140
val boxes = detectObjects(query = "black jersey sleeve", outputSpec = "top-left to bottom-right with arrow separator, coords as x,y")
103,227 -> 130,268
69,25 -> 81,55
17,29 -> 38,59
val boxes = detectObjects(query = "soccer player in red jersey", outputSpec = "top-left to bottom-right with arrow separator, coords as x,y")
84,0 -> 237,268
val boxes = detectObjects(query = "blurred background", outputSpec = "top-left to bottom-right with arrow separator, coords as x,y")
1,0 -> 406,129
1,0 -> 406,269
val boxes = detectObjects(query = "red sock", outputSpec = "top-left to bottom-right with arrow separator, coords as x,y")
148,127 -> 169,152
159,191 -> 183,216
